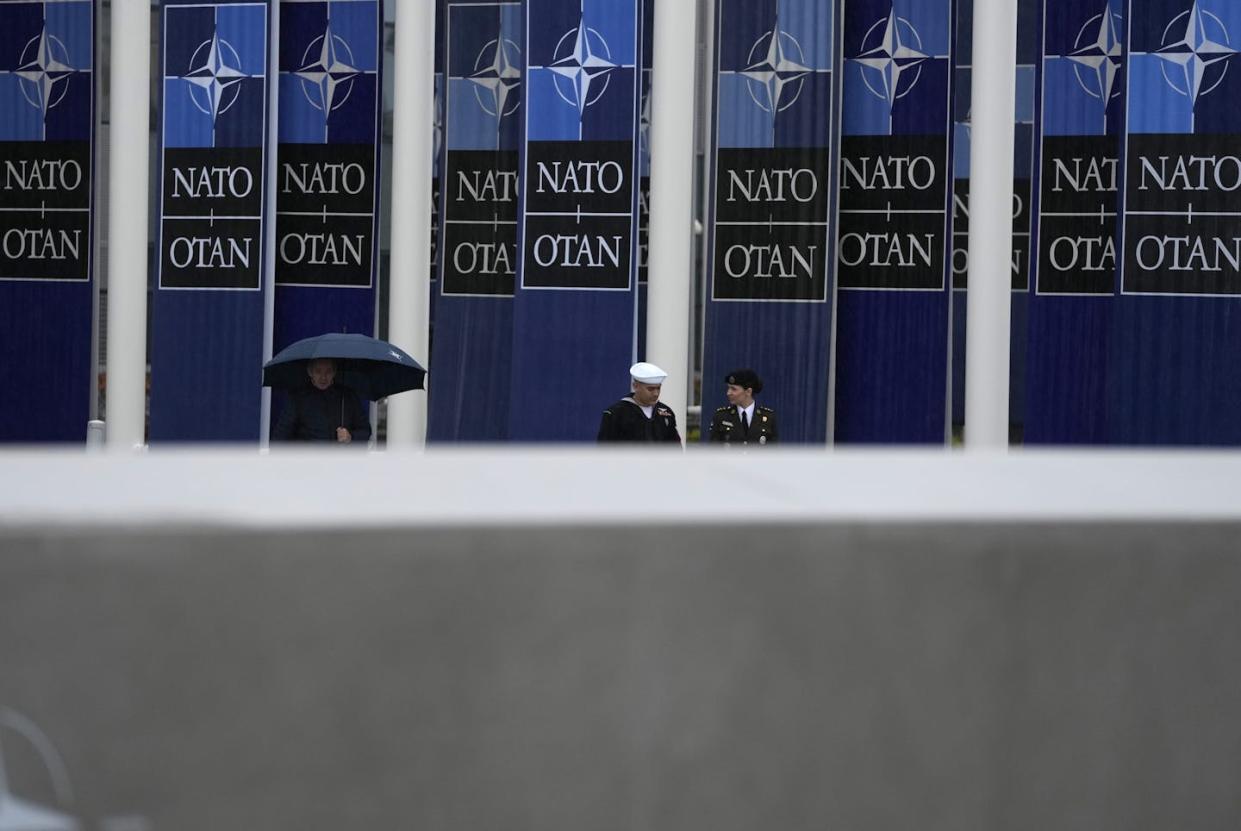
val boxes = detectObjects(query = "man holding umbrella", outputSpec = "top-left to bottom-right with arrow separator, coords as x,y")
264,333 -> 427,445
271,358 -> 371,444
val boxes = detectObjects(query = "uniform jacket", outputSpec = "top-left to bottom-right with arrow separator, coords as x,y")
272,384 -> 371,443
708,403 -> 778,446
597,396 -> 682,444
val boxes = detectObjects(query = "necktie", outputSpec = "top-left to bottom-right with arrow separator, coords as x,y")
741,409 -> 749,434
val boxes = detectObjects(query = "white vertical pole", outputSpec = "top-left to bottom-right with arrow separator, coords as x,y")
386,0 -> 435,448
696,0 -> 715,412
646,0 -> 698,439
104,0 -> 152,451
259,2 -> 280,449
89,10 -> 103,423
964,0 -> 1018,449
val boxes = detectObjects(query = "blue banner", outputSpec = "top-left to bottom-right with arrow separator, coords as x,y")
1113,0 -> 1241,443
150,0 -> 274,442
273,1 -> 381,343
701,0 -> 841,443
509,0 -> 644,441
949,0 -> 1038,437
271,0 -> 382,436
834,0 -> 957,444
1026,0 -> 1123,442
0,0 -> 95,442
429,0 -> 521,441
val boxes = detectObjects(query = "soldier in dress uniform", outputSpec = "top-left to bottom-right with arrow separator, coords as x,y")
596,362 -> 683,445
708,368 -> 777,446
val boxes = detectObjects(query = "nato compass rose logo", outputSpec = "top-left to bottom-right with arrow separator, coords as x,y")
295,21 -> 362,116
548,20 -> 615,113
1153,1 -> 1237,105
182,31 -> 250,121
0,707 -> 78,829
739,18 -> 812,113
854,9 -> 929,105
469,35 -> 522,118
13,26 -> 78,119
1067,2 -> 1125,101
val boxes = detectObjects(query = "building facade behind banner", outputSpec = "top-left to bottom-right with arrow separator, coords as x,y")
8,0 -> 1241,447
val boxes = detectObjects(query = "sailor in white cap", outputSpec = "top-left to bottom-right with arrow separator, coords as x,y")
596,362 -> 683,444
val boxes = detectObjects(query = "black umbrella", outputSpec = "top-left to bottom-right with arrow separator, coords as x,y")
262,333 -> 426,400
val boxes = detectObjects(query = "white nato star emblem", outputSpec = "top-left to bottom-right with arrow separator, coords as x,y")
856,9 -> 928,105
296,22 -> 360,115
1154,0 -> 1237,103
14,27 -> 75,117
739,19 -> 810,113
469,37 -> 522,118
549,20 -> 615,112
1068,3 -> 1124,101
183,32 -> 248,120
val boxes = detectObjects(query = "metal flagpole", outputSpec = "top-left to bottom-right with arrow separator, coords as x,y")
104,0 -> 152,450
646,0 -> 699,440
964,0 -> 1018,449
386,0 -> 436,448
259,1 -> 281,450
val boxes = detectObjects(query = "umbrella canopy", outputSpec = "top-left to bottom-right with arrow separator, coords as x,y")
262,333 -> 426,400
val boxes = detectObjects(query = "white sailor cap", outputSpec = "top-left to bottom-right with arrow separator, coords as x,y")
629,362 -> 667,384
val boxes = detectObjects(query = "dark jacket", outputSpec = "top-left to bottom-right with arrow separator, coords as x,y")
708,404 -> 778,446
272,385 -> 371,443
597,396 -> 682,444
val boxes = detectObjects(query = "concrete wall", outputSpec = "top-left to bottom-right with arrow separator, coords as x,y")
3,520 -> 1240,830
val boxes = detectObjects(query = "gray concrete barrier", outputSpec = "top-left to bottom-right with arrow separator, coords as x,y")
3,518 -> 1241,830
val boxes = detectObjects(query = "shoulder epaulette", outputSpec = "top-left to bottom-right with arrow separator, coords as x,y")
714,405 -> 731,413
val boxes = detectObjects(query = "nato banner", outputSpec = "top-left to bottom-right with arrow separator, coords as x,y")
701,0 -> 840,444
1110,0 -> 1241,443
0,0 -> 95,441
273,1 -> 381,349
949,0 -> 1038,436
429,0 -> 521,441
834,0 -> 956,444
510,0 -> 644,441
150,0 -> 274,441
1026,0 -> 1123,442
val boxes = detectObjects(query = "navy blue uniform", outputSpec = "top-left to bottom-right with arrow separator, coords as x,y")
272,385 -> 371,443
597,397 -> 681,444
708,404 -> 778,446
